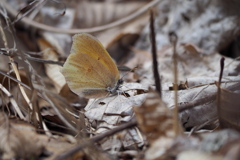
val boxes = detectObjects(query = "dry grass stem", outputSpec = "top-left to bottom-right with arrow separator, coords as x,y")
0,19 -> 33,111
0,83 -> 25,119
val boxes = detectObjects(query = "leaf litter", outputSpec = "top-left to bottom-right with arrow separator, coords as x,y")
1,0 -> 240,160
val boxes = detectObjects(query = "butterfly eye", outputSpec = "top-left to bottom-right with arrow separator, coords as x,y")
118,79 -> 124,85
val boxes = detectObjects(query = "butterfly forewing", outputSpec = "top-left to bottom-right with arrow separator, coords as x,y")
72,33 -> 119,80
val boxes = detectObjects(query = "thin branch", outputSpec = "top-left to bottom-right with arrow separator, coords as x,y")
54,119 -> 137,160
13,0 -> 47,24
2,0 -> 161,34
150,10 -> 161,97
0,83 -> 25,120
0,70 -> 54,104
217,57 -> 225,127
0,49 -> 64,66
0,70 -> 31,90
173,81 -> 240,112
218,57 -> 225,87
0,18 -> 33,110
169,31 -> 181,135
41,91 -> 78,134
25,54 -> 64,66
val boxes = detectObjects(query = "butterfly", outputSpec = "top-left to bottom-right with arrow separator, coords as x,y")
62,33 -> 123,99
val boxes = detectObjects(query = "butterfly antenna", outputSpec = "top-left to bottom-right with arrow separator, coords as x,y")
119,66 -> 138,80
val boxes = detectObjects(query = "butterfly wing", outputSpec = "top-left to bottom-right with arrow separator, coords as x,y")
62,33 -> 120,98
72,33 -> 119,79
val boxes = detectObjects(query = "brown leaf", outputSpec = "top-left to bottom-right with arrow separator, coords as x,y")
38,38 -> 66,93
219,87 -> 240,131
0,112 -> 44,159
134,90 -> 177,143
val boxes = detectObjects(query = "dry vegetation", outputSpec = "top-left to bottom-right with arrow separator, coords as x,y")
0,0 -> 240,160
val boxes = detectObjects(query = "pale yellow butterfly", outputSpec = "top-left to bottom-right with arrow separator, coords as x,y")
62,33 -> 123,99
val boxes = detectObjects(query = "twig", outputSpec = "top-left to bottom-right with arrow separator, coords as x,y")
0,70 -> 54,103
25,54 -> 64,66
54,119 -> 137,160
0,70 -> 31,90
0,6 -> 53,134
0,67 -> 79,133
0,18 -> 33,110
41,91 -> 78,133
169,31 -> 180,135
150,10 -> 161,97
217,57 -> 225,127
13,0 -> 46,24
173,81 -> 240,112
2,0 -> 161,34
0,83 -> 25,120
0,49 -> 64,66
189,117 -> 218,135
218,57 -> 225,87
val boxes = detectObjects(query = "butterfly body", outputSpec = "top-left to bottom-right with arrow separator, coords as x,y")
62,33 -> 121,98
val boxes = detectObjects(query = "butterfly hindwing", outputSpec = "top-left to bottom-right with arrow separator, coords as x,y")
62,33 -> 120,98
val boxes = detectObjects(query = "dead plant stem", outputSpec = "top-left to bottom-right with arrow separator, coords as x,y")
0,83 -> 25,119
217,57 -> 225,127
169,32 -> 180,136
150,10 -> 161,97
0,19 -> 33,116
54,119 -> 137,160
174,81 -> 240,112
2,0 -> 161,34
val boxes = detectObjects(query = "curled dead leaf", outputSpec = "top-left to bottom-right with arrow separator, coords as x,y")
0,112 -> 44,159
134,90 -> 177,142
219,87 -> 240,131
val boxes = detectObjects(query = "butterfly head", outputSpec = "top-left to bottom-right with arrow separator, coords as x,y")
107,79 -> 123,95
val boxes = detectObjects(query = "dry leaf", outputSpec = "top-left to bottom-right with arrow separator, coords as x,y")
200,129 -> 240,153
38,38 -> 66,93
40,4 -> 74,55
219,138 -> 240,160
177,150 -> 223,160
219,87 -> 240,131
164,77 -> 240,130
138,45 -> 239,88
84,83 -> 147,125
0,112 -> 44,159
134,90 -> 180,159
135,0 -> 240,54
76,1 -> 147,28
100,127 -> 143,151
85,94 -> 146,125
84,82 -> 146,150
134,90 -> 176,142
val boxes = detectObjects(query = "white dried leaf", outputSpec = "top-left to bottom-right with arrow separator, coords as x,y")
84,83 -> 146,150
85,93 -> 146,125
138,45 -> 240,88
40,7 -> 74,55
162,77 -> 240,129
177,150 -> 223,160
